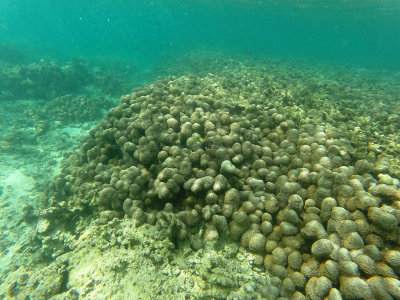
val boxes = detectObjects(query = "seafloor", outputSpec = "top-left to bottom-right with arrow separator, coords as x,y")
0,51 -> 399,299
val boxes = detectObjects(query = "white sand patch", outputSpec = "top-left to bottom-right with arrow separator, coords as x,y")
4,169 -> 35,192
1,168 -> 36,205
62,123 -> 92,138
0,163 -> 39,277
62,126 -> 83,137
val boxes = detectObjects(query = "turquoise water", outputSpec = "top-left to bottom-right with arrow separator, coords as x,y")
1,0 -> 400,69
1,1 -> 400,299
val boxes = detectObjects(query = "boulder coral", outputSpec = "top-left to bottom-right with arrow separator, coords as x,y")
41,73 -> 400,299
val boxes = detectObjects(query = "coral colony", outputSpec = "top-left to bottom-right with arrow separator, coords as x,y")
38,72 -> 400,299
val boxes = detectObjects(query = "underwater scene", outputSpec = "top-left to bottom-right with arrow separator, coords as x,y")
0,0 -> 400,299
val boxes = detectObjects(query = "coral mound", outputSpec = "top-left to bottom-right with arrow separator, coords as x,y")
42,72 -> 400,299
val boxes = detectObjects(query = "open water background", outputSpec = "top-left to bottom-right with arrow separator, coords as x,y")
1,0 -> 400,70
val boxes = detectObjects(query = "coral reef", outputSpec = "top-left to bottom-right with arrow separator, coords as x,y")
0,57 -> 133,101
28,94 -> 117,124
0,44 -> 31,64
0,95 -> 117,157
0,58 -> 92,100
37,64 -> 400,298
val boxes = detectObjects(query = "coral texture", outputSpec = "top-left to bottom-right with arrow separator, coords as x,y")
40,71 -> 400,299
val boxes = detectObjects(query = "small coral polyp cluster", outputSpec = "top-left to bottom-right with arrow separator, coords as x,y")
47,74 -> 400,299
